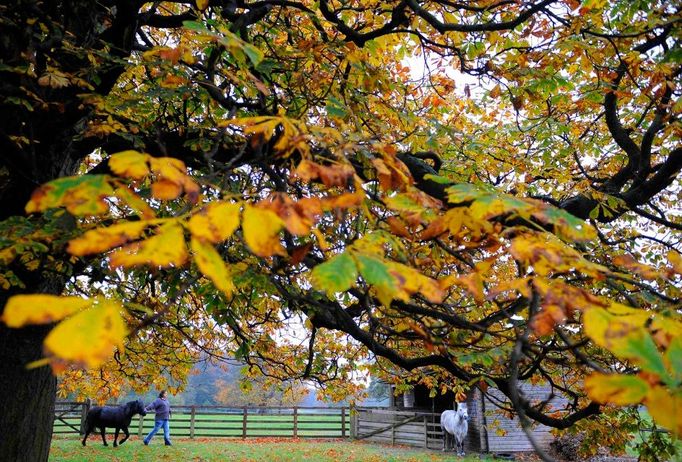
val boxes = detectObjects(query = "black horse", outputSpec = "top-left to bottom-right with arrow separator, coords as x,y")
81,399 -> 147,447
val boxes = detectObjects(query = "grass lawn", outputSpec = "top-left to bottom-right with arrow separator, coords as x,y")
50,437 -> 492,462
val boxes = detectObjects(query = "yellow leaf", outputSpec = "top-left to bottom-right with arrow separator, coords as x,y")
149,156 -> 187,182
649,315 -> 682,348
109,150 -> 150,180
113,186 -> 156,219
191,237 -> 235,298
1,295 -> 90,327
67,221 -> 149,256
645,386 -> 682,437
109,221 -> 188,268
585,373 -> 649,405
387,262 -> 445,303
188,201 -> 241,243
25,175 -> 114,216
196,0 -> 209,10
44,299 -> 127,369
242,205 -> 285,257
668,251 -> 682,275
583,306 -> 646,355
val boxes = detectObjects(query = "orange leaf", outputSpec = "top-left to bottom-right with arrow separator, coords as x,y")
613,254 -> 661,280
263,194 -> 318,236
151,179 -> 183,201
455,272 -> 485,303
294,160 -> 355,188
321,192 -> 364,210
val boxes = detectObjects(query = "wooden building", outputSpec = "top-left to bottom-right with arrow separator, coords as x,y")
388,382 -> 563,453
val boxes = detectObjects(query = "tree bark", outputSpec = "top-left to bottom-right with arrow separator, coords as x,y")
0,323 -> 56,462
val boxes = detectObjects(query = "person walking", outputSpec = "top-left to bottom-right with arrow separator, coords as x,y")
143,390 -> 172,446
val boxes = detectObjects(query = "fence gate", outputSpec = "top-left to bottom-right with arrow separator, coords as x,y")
53,401 -> 89,435
352,408 -> 444,449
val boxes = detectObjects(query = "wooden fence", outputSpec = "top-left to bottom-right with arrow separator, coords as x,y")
55,402 -> 456,449
352,407 -> 448,450
54,402 -> 350,439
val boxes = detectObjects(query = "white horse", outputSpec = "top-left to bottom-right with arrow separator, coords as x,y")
441,402 -> 468,456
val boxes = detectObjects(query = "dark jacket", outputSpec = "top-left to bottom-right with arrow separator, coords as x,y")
145,398 -> 171,420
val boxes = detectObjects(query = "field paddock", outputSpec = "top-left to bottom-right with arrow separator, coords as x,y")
50,436 -> 506,462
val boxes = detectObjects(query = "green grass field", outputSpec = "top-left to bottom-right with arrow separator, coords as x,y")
50,437 -> 491,462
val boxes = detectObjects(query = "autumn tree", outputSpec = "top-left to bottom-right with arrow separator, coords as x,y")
213,367 -> 307,407
1,1 -> 681,461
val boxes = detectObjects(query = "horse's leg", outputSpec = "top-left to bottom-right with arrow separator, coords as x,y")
82,424 -> 92,446
113,427 -> 120,447
119,426 -> 129,445
100,427 -> 108,446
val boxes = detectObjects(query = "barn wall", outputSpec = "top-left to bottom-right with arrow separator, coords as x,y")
470,385 -> 565,453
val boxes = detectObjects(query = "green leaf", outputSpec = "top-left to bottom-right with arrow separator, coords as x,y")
623,332 -> 669,382
423,174 -> 453,185
311,252 -> 358,295
355,253 -> 397,306
531,203 -> 597,242
182,20 -> 208,32
446,183 -> 487,203
665,337 -> 682,384
241,42 -> 264,67
356,254 -> 393,287
325,96 -> 348,119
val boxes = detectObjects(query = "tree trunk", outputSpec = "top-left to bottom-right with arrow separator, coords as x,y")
0,323 -> 56,462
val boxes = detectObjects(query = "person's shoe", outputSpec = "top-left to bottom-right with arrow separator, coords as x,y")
143,441 -> 149,446
165,442 -> 172,446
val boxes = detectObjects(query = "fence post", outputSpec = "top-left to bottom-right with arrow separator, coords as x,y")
138,415 -> 144,438
242,407 -> 248,439
79,398 -> 91,435
423,415 -> 428,449
341,407 -> 346,438
190,406 -> 196,439
293,407 -> 298,438
350,404 -> 357,440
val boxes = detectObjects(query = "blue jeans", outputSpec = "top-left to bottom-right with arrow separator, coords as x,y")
144,419 -> 171,445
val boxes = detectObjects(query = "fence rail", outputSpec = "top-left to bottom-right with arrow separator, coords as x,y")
54,402 -> 351,440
